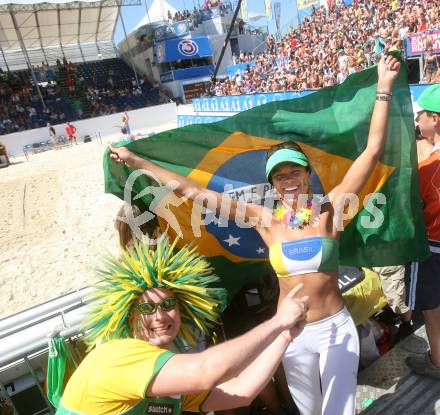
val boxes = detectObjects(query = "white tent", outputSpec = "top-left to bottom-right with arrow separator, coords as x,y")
132,0 -> 177,31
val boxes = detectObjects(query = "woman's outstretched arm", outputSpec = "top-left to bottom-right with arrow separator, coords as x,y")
109,145 -> 265,227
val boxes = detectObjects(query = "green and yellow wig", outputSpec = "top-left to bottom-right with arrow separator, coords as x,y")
83,237 -> 226,350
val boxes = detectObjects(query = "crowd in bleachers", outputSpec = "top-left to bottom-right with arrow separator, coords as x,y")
85,77 -> 158,117
2,0 -> 438,134
215,0 -> 440,96
0,74 -> 75,135
0,57 -> 161,135
166,1 -> 232,29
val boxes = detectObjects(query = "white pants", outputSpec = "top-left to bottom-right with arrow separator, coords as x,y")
282,307 -> 359,415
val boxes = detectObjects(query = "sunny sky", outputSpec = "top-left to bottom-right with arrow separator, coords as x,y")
113,0 -> 300,45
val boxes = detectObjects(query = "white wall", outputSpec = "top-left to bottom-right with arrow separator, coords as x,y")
1,103 -> 177,156
201,16 -> 227,36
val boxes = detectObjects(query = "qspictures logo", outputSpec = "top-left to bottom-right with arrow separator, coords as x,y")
119,167 -> 387,250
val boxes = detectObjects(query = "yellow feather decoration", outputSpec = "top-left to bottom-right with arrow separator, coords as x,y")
83,237 -> 226,351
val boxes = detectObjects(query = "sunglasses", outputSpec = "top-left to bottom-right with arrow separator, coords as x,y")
134,297 -> 177,315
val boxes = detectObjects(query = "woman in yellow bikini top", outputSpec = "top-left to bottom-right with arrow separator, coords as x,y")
109,54 -> 401,415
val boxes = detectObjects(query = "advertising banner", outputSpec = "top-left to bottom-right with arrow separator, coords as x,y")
178,114 -> 228,126
241,0 -> 247,20
405,30 -> 440,57
155,37 -> 213,63
273,2 -> 281,32
192,90 -> 316,112
153,21 -> 190,42
192,84 -> 429,112
265,0 -> 272,18
297,0 -> 319,21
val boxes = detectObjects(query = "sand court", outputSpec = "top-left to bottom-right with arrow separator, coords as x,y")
0,142 -> 122,318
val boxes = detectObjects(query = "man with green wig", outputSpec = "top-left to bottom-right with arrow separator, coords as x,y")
56,238 -> 309,415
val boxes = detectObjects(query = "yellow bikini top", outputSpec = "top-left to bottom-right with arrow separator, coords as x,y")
269,236 -> 339,277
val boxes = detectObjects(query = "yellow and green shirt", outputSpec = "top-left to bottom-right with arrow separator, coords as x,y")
56,338 -> 208,415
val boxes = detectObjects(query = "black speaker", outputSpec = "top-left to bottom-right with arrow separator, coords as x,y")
83,136 -> 92,143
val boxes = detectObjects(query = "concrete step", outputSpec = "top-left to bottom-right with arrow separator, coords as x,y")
356,326 -> 440,414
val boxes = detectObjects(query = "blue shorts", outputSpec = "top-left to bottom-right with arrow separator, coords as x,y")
406,241 -> 440,311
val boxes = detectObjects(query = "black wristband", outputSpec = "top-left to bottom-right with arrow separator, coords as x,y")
376,95 -> 392,102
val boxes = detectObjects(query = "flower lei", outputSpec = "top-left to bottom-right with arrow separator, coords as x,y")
273,197 -> 318,229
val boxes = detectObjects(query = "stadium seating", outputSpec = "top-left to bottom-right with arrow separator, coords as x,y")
0,58 -> 161,134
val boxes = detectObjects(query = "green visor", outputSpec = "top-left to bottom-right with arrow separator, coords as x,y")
265,149 -> 310,180
417,84 -> 440,113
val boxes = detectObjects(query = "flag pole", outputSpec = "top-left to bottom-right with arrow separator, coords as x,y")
144,0 -> 151,23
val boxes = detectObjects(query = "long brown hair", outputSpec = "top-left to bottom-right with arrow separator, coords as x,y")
115,203 -> 160,249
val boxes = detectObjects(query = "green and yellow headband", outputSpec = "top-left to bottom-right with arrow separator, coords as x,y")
265,148 -> 310,180
83,238 -> 226,350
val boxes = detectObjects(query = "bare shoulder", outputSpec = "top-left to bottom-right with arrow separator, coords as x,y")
317,199 -> 334,236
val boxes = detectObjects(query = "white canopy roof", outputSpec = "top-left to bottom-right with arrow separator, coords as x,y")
0,0 -> 125,51
132,0 -> 177,31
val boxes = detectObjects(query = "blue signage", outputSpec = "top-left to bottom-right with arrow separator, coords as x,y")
192,90 -> 316,112
155,37 -> 213,63
160,65 -> 214,83
153,21 -> 190,42
177,115 -> 228,127
174,65 -> 213,80
409,84 -> 431,102
191,84 -> 431,112
226,61 -> 256,77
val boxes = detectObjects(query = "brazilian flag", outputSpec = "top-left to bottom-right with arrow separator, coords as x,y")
104,66 -> 429,301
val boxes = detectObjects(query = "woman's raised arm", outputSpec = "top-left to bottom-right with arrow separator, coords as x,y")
328,53 -> 401,207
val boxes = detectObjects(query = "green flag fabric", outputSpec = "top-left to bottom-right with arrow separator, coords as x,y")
46,336 -> 75,408
104,65 -> 429,302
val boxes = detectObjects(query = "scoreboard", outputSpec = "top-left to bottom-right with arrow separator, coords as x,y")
182,80 -> 211,101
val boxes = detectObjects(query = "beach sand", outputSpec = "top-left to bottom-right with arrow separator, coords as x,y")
0,142 -> 123,319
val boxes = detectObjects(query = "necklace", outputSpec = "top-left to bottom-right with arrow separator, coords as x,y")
273,198 -> 317,229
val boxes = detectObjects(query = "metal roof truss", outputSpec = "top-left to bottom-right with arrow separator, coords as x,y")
0,0 -> 140,68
